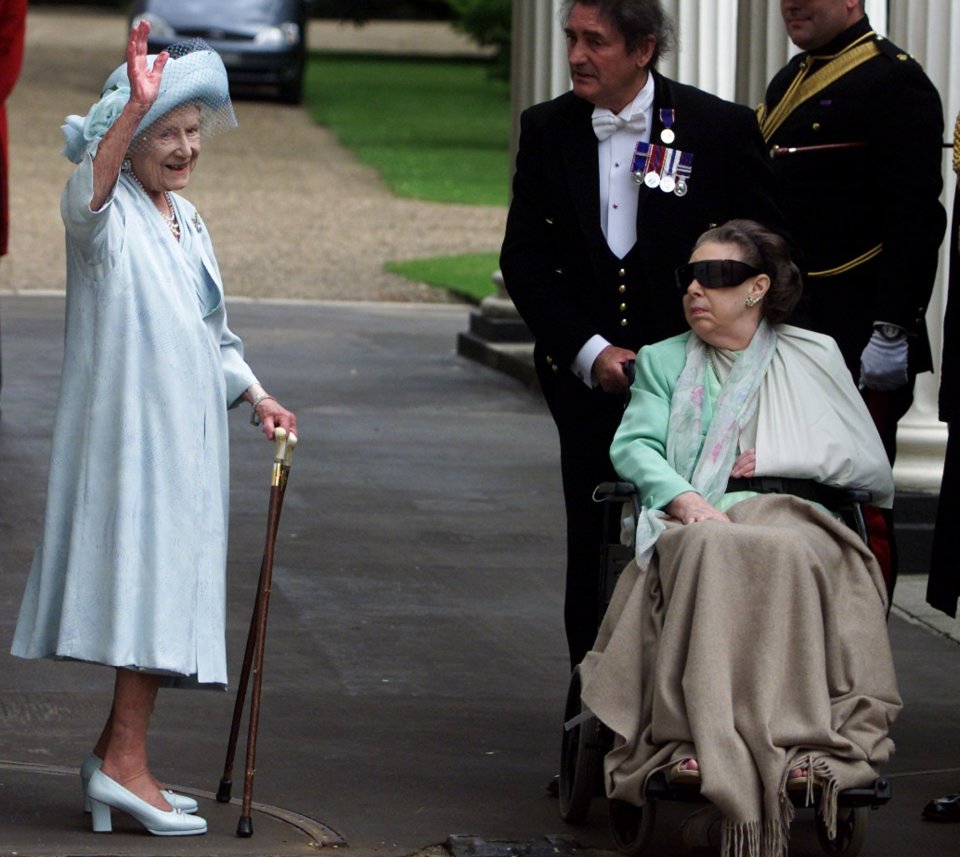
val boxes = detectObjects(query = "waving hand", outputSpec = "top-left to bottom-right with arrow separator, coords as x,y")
89,21 -> 170,210
126,20 -> 168,113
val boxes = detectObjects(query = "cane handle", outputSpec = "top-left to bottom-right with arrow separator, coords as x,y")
284,432 -> 297,468
273,427 -> 288,464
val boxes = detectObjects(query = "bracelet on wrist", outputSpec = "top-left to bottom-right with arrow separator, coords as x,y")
249,393 -> 276,426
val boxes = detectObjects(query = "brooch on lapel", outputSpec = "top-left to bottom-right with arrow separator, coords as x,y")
631,109 -> 692,196
193,210 -> 204,233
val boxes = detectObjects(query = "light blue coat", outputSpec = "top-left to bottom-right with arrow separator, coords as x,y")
11,156 -> 257,687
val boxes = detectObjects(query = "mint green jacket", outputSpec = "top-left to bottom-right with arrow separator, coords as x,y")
610,333 -> 702,513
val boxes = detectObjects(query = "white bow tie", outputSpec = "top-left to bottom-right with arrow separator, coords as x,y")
591,108 -> 646,142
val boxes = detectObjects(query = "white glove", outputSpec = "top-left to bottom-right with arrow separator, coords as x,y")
860,328 -> 908,391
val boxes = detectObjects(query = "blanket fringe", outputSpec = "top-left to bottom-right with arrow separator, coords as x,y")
775,788 -> 796,857
785,753 -> 841,840
721,814 -> 797,857
721,818 -> 760,857
720,772 -> 798,857
812,756 -> 840,840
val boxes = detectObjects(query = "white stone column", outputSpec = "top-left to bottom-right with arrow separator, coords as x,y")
734,0 -> 791,108
865,0 -> 888,38
886,0 -> 960,491
509,0 -> 567,155
493,0 -> 568,305
660,0 -> 739,99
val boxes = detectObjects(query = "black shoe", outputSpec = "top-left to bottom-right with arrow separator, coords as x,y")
546,775 -> 559,798
922,792 -> 960,822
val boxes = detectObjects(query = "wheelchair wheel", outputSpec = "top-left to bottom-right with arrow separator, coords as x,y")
815,806 -> 868,857
609,798 -> 655,856
559,665 -> 604,823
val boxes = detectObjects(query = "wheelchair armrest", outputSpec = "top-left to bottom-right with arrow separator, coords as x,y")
808,487 -> 874,548
593,481 -> 637,503
594,482 -> 641,543
838,488 -> 872,505
727,477 -> 872,513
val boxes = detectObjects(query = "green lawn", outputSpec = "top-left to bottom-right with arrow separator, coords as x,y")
384,252 -> 500,303
304,54 -> 511,206
303,54 -> 510,300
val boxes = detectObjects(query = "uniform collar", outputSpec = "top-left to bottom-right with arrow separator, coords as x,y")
807,15 -> 873,60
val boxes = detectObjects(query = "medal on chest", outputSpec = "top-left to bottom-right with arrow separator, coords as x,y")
658,108 -> 676,144
630,108 -> 692,196
631,141 -> 693,196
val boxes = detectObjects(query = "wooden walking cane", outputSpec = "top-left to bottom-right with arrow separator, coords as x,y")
215,426 -> 297,838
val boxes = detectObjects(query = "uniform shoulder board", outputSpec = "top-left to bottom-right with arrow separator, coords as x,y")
873,33 -> 923,68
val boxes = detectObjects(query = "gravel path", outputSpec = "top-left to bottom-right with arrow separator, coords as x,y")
0,7 -> 508,302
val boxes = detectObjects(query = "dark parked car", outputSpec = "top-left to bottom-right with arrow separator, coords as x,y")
129,0 -> 310,104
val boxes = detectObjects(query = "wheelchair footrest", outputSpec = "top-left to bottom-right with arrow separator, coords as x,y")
787,777 -> 892,809
645,771 -> 892,809
837,777 -> 892,807
644,770 -> 708,803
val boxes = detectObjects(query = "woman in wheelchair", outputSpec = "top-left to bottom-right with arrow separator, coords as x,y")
578,220 -> 901,857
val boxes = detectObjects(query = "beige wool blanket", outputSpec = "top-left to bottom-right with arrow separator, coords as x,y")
580,494 -> 901,857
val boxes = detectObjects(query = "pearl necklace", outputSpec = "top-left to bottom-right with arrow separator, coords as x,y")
160,195 -> 181,241
126,168 -> 181,241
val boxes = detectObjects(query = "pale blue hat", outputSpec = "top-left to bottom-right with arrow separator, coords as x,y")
62,39 -> 236,164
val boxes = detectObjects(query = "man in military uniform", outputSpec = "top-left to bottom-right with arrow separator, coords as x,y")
500,0 -> 783,668
761,0 -> 945,597
761,0 -> 945,462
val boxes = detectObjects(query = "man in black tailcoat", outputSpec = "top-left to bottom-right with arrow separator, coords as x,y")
499,0 -> 783,669
761,0 -> 945,595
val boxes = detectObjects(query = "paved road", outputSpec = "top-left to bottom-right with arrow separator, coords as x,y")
2,295 -> 960,857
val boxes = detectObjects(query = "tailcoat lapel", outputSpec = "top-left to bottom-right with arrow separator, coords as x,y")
560,97 -> 609,265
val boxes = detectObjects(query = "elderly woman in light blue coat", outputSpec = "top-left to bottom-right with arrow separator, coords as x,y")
10,23 -> 296,837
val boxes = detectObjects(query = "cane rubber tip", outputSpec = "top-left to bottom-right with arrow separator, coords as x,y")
237,816 -> 254,838
216,779 -> 232,803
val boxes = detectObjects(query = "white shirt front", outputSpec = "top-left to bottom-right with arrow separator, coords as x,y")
597,77 -> 654,258
572,77 -> 655,387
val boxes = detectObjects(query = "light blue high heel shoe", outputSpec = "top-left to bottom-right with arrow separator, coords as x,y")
87,769 -> 207,836
80,753 -> 199,814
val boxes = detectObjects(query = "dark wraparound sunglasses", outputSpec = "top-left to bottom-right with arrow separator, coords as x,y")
674,260 -> 765,291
